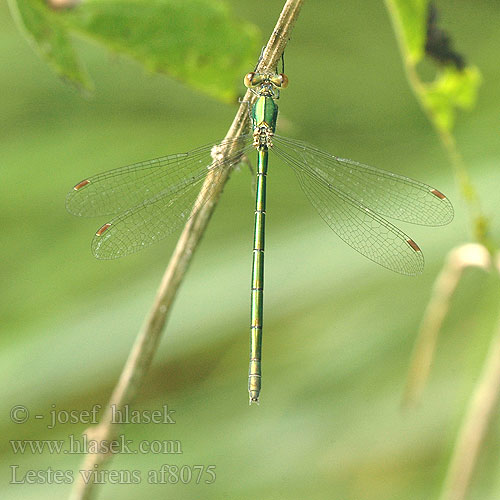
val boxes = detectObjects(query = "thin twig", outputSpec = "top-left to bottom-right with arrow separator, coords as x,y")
384,4 -> 500,497
384,0 -> 490,249
403,244 -> 491,407
439,261 -> 500,500
69,1 -> 304,499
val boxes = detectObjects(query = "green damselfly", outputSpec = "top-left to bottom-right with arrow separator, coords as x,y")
67,70 -> 453,404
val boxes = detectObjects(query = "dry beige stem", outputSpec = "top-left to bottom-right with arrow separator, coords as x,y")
403,243 -> 491,407
439,276 -> 500,500
69,1 -> 304,499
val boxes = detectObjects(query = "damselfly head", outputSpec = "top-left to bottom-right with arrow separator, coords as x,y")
244,72 -> 289,97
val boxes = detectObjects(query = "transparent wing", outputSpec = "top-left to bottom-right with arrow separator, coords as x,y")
271,140 -> 425,275
272,134 -> 453,226
66,135 -> 252,217
67,135 -> 253,259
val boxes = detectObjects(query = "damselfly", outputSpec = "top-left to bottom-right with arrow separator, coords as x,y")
66,70 -> 453,404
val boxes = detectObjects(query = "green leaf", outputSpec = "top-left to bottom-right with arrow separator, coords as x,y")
7,0 -> 92,91
421,66 -> 481,132
385,0 -> 430,63
385,1 -> 482,133
61,0 -> 261,102
9,0 -> 260,102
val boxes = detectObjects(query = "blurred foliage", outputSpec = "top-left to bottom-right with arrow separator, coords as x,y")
385,0 -> 481,133
386,0 -> 429,61
8,0 -> 260,102
422,65 -> 481,132
1,0 -> 499,499
8,0 -> 92,90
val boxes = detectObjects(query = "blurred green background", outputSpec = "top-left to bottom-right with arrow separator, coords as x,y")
1,0 -> 499,499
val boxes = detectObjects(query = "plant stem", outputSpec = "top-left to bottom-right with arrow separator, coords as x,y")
69,1 -> 304,499
403,244 -> 491,407
385,4 -> 500,498
384,0 -> 490,249
439,283 -> 500,500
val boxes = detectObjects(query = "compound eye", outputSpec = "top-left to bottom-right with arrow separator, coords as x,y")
270,73 -> 289,88
244,72 -> 256,88
278,73 -> 288,88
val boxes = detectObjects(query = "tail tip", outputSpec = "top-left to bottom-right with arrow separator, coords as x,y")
249,392 -> 260,405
